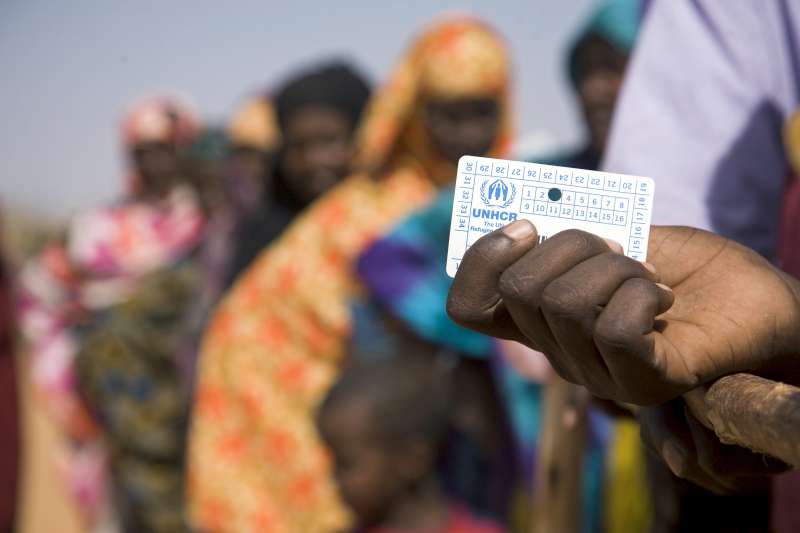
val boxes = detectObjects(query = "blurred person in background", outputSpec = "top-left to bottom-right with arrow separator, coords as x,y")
535,0 -> 639,170
17,95 -> 215,532
355,122 -> 632,533
187,16 -> 512,533
317,351 -> 505,533
355,195 -> 519,527
358,2 -> 646,531
223,62 -> 371,286
225,96 -> 280,215
0,211 -> 19,533
185,127 -> 231,215
175,127 -> 238,392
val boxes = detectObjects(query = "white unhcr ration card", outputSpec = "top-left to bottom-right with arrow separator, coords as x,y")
446,156 -> 655,277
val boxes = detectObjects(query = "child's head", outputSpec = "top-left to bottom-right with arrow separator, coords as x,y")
316,350 -> 451,527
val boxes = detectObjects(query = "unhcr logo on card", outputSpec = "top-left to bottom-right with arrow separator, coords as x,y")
479,178 -> 516,208
473,178 -> 518,222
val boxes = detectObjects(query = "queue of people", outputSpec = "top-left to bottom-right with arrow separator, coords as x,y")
3,1 -> 800,532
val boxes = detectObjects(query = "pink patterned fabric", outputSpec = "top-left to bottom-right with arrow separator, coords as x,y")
17,186 -> 205,520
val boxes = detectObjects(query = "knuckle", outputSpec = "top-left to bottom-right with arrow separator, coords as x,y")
602,251 -> 637,272
445,295 -> 467,323
445,292 -> 483,327
594,278 -> 656,348
594,314 -> 638,349
497,268 -> 541,305
541,279 -> 584,318
625,276 -> 655,291
558,228 -> 597,250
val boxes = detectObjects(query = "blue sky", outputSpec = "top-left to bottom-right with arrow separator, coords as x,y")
0,0 -> 596,219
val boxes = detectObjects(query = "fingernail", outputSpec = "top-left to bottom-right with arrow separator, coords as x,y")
662,441 -> 686,477
655,282 -> 673,294
603,238 -> 624,254
643,262 -> 658,276
502,220 -> 535,240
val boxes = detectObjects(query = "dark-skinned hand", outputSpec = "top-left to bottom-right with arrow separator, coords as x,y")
637,399 -> 789,495
447,221 -> 800,405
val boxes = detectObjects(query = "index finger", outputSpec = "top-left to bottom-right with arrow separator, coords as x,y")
447,219 -> 539,343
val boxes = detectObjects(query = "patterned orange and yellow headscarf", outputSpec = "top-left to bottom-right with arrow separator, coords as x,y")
356,15 -> 512,182
187,16 -> 512,533
226,95 -> 280,152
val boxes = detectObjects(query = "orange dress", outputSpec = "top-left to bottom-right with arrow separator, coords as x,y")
188,16 -> 513,532
190,171 -> 435,532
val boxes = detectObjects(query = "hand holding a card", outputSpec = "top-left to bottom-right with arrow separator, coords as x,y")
447,220 -> 800,405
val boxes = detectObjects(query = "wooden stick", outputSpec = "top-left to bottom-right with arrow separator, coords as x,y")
531,375 -> 588,533
684,373 -> 800,467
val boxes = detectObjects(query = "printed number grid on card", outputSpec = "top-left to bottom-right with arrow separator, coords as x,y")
447,156 -> 655,277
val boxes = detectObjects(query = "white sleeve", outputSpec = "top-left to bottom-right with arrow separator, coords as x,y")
602,0 -> 792,260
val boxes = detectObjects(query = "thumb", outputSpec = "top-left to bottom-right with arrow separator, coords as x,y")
447,219 -> 539,341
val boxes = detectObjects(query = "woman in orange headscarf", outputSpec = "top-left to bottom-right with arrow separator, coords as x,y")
187,16 -> 513,533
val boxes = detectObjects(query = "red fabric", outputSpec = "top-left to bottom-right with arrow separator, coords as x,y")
778,175 -> 800,276
366,505 -> 504,533
772,471 -> 800,533
775,174 -> 800,533
0,224 -> 18,533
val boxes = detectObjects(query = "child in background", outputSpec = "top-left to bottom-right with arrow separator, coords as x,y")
317,351 -> 505,533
